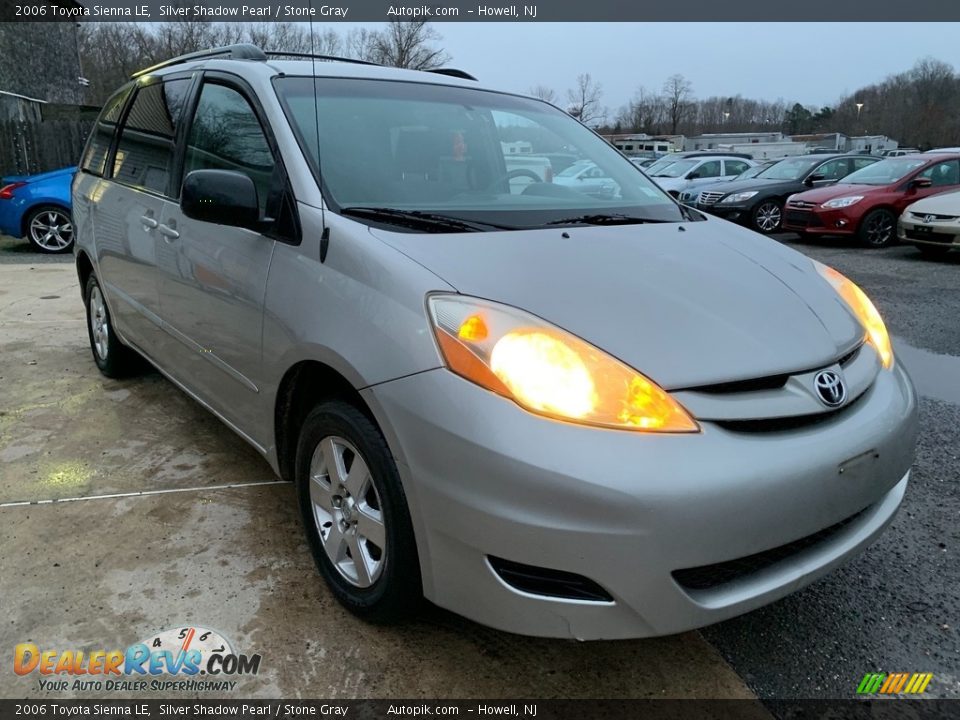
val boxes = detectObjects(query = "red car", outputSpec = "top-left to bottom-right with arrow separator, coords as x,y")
782,153 -> 960,247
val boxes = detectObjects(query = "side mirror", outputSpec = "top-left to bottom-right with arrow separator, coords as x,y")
687,172 -> 700,180
910,177 -> 933,189
181,169 -> 260,229
805,173 -> 826,186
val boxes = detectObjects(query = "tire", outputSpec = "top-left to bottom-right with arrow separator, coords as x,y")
751,199 -> 783,234
84,274 -> 140,378
914,244 -> 952,259
25,205 -> 74,253
857,209 -> 897,248
295,400 -> 422,623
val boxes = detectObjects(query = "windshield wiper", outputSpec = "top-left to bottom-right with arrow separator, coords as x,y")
341,207 -> 512,233
544,213 -> 673,227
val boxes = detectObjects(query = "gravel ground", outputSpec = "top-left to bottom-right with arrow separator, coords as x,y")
0,233 -> 73,264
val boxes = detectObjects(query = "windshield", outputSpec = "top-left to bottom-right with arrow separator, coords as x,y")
838,157 -> 928,185
274,77 -> 685,229
756,157 -> 822,181
737,164 -> 767,179
654,159 -> 698,178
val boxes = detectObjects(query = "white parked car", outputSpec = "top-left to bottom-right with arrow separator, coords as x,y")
649,156 -> 756,198
552,160 -> 618,198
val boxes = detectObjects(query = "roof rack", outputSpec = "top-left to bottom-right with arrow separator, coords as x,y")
131,44 -> 267,79
429,68 -> 478,81
263,51 -> 381,67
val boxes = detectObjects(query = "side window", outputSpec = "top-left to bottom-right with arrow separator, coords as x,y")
183,83 -> 275,214
79,87 -> 130,176
112,79 -> 191,194
852,158 -> 877,171
696,160 -> 722,178
724,160 -> 750,176
816,158 -> 848,180
919,160 -> 960,187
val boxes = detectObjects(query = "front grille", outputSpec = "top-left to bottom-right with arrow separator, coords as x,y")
672,508 -> 867,591
905,229 -> 957,244
783,209 -> 814,227
910,212 -> 958,221
488,556 -> 613,602
698,191 -> 726,205
713,388 -> 866,433
789,200 -> 816,209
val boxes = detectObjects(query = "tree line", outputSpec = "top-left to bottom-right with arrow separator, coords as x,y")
555,60 -> 959,149
77,21 -> 450,106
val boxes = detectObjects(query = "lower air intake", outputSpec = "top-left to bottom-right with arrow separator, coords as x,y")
488,556 -> 613,602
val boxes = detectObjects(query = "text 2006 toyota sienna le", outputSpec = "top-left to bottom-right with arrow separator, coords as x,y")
73,45 -> 918,640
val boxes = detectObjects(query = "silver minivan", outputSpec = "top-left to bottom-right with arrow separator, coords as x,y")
74,45 -> 917,640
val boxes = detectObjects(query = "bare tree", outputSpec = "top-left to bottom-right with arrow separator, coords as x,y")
663,74 -> 693,135
529,85 -> 557,104
372,22 -> 451,70
566,73 -> 605,126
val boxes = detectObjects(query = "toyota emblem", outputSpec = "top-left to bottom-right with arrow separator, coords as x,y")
814,370 -> 847,407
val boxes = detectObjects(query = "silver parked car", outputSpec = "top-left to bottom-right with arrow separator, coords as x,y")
74,45 -> 918,640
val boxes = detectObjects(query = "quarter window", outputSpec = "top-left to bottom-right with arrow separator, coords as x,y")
112,79 -> 191,194
183,83 -> 276,214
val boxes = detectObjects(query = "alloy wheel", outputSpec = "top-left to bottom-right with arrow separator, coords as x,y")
755,202 -> 781,232
29,210 -> 74,251
309,436 -> 387,588
88,286 -> 109,360
865,213 -> 894,246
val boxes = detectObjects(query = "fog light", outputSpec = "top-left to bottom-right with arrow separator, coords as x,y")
836,219 -> 848,228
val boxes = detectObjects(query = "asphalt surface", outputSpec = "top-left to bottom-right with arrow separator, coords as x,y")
1,229 -> 958,701
700,234 -> 960,699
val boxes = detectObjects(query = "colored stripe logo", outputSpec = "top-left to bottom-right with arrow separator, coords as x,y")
857,672 -> 933,694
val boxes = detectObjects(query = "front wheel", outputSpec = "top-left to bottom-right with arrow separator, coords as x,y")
26,205 -> 74,253
858,209 -> 897,248
84,275 -> 140,378
751,199 -> 783,234
296,400 -> 422,623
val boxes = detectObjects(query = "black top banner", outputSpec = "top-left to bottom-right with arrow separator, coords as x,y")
3,0 -> 960,22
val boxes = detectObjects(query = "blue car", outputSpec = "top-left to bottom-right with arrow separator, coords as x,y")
0,166 -> 76,253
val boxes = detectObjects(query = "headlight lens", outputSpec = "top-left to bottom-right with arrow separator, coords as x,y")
428,295 -> 699,432
813,262 -> 893,368
719,191 -> 758,203
821,195 -> 864,209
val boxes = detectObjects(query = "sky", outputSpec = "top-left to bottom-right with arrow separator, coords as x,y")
337,22 -> 960,113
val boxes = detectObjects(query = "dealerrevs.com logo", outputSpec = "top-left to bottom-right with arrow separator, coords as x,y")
14,626 -> 262,693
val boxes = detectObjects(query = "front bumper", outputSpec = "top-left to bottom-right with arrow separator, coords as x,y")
364,362 -> 917,639
782,206 -> 857,235
898,217 -> 960,248
697,202 -> 749,223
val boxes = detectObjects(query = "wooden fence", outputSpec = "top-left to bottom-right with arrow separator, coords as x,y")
0,119 -> 92,177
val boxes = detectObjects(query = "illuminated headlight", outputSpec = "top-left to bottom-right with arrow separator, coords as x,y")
428,295 -> 699,432
719,191 -> 758,204
814,261 -> 893,369
821,196 -> 864,209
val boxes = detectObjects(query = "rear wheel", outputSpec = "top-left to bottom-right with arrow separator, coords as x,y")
751,199 -> 783,234
84,275 -> 141,378
295,400 -> 422,622
858,209 -> 897,248
26,205 -> 74,253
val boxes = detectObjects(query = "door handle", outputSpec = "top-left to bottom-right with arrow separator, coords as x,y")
140,215 -> 158,229
158,224 -> 180,240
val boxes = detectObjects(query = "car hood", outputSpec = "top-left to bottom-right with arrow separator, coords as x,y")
652,176 -> 685,191
372,218 -> 864,389
904,188 -> 960,214
789,183 -> 883,204
1,166 -> 76,185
